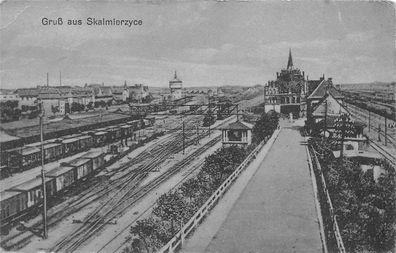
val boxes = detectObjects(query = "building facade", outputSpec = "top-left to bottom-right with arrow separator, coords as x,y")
169,71 -> 183,101
264,50 -> 326,118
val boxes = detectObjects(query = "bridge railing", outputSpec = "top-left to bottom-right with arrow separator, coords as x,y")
157,128 -> 281,253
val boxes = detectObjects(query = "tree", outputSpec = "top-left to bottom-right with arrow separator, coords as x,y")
152,191 -> 187,234
203,110 -> 216,127
252,111 -> 279,143
202,146 -> 247,186
129,217 -> 160,253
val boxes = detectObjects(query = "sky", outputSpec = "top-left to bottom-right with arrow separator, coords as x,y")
0,0 -> 395,89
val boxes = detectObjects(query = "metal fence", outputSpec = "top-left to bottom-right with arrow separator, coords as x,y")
157,129 -> 281,253
309,146 -> 346,253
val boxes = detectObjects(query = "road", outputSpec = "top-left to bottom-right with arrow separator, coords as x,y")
183,119 -> 323,253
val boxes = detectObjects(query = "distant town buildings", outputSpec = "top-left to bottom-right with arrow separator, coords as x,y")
0,81 -> 151,118
0,90 -> 20,101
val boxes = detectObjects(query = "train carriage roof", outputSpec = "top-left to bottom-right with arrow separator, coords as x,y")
81,151 -> 104,159
64,157 -> 91,167
46,165 -> 75,177
62,137 -> 80,144
0,190 -> 22,201
8,146 -> 41,156
10,177 -> 50,191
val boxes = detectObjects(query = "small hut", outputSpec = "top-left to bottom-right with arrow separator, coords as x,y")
220,121 -> 253,147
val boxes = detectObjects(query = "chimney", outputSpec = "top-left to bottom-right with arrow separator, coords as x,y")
59,71 -> 62,86
47,72 -> 49,87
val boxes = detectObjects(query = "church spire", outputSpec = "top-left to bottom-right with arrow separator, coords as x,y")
287,48 -> 293,70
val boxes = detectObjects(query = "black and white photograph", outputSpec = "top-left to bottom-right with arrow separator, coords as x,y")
0,0 -> 395,252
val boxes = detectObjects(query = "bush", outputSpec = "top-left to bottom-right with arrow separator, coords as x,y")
310,138 -> 395,252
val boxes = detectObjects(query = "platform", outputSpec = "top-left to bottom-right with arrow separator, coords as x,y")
182,119 -> 323,253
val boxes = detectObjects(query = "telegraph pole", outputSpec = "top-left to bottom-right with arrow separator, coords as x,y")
384,117 -> 387,146
39,100 -> 48,239
263,84 -> 266,114
182,120 -> 185,155
196,125 -> 199,145
324,100 -> 328,138
368,110 -> 371,132
340,114 -> 346,159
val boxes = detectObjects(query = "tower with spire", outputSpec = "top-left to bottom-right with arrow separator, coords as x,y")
287,48 -> 293,70
169,70 -> 183,100
264,49 -> 307,118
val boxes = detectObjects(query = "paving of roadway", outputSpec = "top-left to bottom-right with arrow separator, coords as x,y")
183,119 -> 323,253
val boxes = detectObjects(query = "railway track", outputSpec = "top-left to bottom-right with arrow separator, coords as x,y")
2,115 -> 232,251
347,103 -> 396,147
97,138 -> 219,253
346,103 -> 396,166
0,116 -> 202,250
50,121 -> 227,252
55,135 -> 222,253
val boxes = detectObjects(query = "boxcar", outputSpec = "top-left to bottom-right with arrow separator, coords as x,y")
81,151 -> 105,171
93,131 -> 107,146
0,191 -> 27,222
46,165 -> 76,192
78,135 -> 93,150
63,157 -> 93,180
11,177 -> 56,208
62,137 -> 80,156
7,146 -> 41,170
43,143 -> 63,162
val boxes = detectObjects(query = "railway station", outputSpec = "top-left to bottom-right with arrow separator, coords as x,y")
1,2 -> 395,253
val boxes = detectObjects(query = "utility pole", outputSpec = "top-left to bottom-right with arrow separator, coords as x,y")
368,110 -> 371,132
39,100 -> 48,239
196,124 -> 199,145
182,120 -> 185,155
324,100 -> 328,138
263,84 -> 266,114
378,123 -> 381,142
340,114 -> 346,159
384,117 -> 387,146
236,104 -> 239,121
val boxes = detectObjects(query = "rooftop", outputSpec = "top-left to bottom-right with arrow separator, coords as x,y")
220,121 -> 253,130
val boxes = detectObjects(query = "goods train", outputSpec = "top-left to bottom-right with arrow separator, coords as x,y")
0,117 -> 158,234
0,151 -> 106,233
2,117 -> 155,175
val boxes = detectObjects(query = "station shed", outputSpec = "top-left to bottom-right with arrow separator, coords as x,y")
220,121 -> 253,147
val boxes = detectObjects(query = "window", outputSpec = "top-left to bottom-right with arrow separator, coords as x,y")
228,130 -> 242,141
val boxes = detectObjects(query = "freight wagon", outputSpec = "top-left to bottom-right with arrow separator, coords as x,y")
80,151 -> 105,171
2,117 -> 154,176
62,157 -> 93,180
46,165 -> 76,193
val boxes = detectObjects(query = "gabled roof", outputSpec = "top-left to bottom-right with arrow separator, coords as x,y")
220,121 -> 253,130
312,92 -> 350,117
308,79 -> 343,99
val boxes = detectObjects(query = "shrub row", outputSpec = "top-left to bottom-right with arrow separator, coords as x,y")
309,138 -> 395,252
